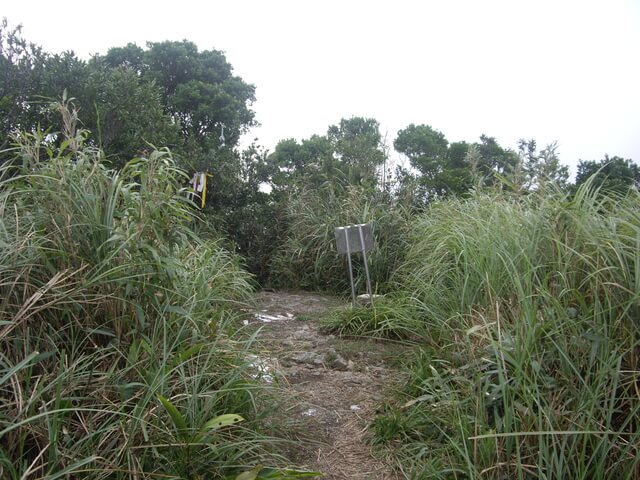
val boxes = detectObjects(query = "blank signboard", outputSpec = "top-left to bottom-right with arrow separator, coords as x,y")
335,223 -> 373,254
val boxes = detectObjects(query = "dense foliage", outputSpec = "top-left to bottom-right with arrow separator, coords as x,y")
0,102 -> 295,479
2,18 -> 640,478
575,155 -> 640,195
332,183 -> 640,478
2,19 -> 638,288
0,20 -> 255,164
271,184 -> 410,293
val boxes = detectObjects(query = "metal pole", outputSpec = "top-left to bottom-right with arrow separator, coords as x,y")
358,224 -> 373,304
344,227 -> 357,308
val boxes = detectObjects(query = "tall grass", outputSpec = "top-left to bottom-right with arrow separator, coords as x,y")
270,184 -> 410,293
0,102 -> 299,479
361,184 -> 640,478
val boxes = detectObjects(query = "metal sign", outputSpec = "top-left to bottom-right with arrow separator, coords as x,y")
334,223 -> 374,307
335,223 -> 373,254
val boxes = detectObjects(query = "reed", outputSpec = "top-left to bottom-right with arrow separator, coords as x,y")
360,183 -> 639,478
0,103 -> 299,479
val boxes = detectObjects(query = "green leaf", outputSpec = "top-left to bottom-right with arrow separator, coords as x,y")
165,305 -> 190,316
0,351 -> 40,387
176,343 -> 206,364
157,395 -> 189,441
134,304 -> 146,328
403,394 -> 435,409
235,464 -> 262,480
193,413 -> 244,443
201,413 -> 244,433
45,455 -> 98,480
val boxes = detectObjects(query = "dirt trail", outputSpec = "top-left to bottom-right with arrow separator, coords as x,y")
248,291 -> 403,480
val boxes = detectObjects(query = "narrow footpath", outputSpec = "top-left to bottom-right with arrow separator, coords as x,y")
247,291 -> 404,479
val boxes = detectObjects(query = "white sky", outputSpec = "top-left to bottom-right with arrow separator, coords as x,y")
4,0 -> 639,175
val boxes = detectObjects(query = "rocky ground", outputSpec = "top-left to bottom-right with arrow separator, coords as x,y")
246,291 -> 406,479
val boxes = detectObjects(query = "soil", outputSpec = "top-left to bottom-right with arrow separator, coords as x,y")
247,290 -> 405,480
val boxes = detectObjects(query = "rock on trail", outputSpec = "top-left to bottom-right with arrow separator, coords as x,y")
247,291 -> 403,480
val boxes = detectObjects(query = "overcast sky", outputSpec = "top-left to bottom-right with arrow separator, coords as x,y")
4,0 -> 639,175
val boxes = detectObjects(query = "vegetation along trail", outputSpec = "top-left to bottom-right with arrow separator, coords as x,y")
3,19 -> 639,478
248,291 -> 404,479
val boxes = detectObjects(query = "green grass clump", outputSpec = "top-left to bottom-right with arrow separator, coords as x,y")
373,184 -> 640,479
0,103 -> 298,479
321,298 -> 420,340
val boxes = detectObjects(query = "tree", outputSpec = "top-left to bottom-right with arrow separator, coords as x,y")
101,42 -> 146,74
393,126 -> 534,201
0,21 -> 92,155
327,116 -> 385,186
0,21 -> 174,163
1,26 -> 257,171
40,52 -> 88,101
475,134 -> 519,178
394,124 -> 473,198
267,117 -> 386,194
0,19 -> 46,148
82,63 -> 179,163
393,123 -> 448,179
575,155 -> 639,195
435,140 -> 472,195
139,40 -> 256,150
537,143 -> 568,188
0,22 -> 271,281
267,136 -> 336,193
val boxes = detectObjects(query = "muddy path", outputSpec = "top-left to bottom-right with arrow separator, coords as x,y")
247,291 -> 405,479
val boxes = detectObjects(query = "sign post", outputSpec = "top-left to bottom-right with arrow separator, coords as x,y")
335,223 -> 374,307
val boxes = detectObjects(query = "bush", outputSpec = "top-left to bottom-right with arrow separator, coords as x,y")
371,184 -> 640,478
0,106 -> 293,479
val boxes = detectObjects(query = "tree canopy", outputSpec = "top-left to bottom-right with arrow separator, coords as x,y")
575,155 -> 639,194
266,116 -> 386,194
0,23 -> 256,169
394,125 -> 524,199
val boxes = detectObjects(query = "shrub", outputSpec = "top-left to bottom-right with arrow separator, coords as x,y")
0,104 -> 292,479
372,184 -> 640,478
